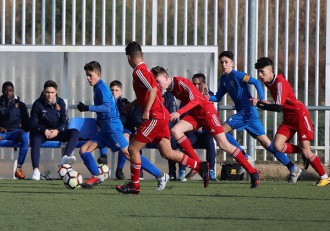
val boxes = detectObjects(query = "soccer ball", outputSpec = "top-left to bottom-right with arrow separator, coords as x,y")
98,164 -> 110,179
63,170 -> 83,190
58,164 -> 73,179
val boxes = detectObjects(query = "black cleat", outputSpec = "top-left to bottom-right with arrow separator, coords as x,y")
302,155 -> 310,170
97,156 -> 108,165
115,169 -> 125,180
199,161 -> 210,188
116,182 -> 141,194
250,171 -> 260,189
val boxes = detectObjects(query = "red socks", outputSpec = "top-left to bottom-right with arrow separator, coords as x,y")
231,148 -> 256,175
177,135 -> 201,162
309,154 -> 326,176
281,143 -> 301,154
180,154 -> 200,170
130,162 -> 141,188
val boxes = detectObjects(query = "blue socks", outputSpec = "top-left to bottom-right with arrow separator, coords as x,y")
267,143 -> 294,171
141,155 -> 162,178
117,151 -> 127,170
81,152 -> 100,175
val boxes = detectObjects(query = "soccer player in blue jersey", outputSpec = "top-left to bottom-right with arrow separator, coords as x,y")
206,51 -> 301,183
76,61 -> 169,189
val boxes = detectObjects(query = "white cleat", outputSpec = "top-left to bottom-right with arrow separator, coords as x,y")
288,166 -> 302,184
156,173 -> 169,191
31,168 -> 41,181
58,155 -> 76,166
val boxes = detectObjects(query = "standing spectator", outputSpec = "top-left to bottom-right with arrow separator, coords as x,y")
0,81 -> 29,179
116,41 -> 209,194
252,57 -> 329,186
151,66 -> 260,188
30,80 -> 80,180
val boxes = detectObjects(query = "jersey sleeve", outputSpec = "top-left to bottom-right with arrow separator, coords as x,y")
135,68 -> 157,91
176,81 -> 200,115
275,81 -> 289,106
246,76 -> 265,101
209,77 -> 227,102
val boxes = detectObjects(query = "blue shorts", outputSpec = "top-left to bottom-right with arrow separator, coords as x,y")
91,129 -> 128,152
225,109 -> 265,137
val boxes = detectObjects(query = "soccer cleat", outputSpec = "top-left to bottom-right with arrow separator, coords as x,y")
15,168 -> 25,179
250,171 -> 260,189
59,155 -> 76,166
169,172 -> 176,181
81,176 -> 104,189
115,168 -> 125,180
199,161 -> 210,188
156,173 -> 169,191
209,169 -> 218,181
116,182 -> 141,194
185,169 -> 198,180
288,166 -> 302,184
97,156 -> 108,165
177,170 -> 187,182
302,155 -> 310,170
315,177 -> 330,187
31,168 -> 41,181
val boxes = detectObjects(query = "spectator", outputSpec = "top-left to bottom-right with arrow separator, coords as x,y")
0,81 -> 29,179
30,80 -> 80,180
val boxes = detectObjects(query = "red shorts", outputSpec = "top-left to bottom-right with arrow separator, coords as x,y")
278,108 -> 314,142
182,104 -> 224,136
133,118 -> 171,144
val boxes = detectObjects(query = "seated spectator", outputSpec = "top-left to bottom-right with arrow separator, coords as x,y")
29,80 -> 80,180
0,81 -> 29,179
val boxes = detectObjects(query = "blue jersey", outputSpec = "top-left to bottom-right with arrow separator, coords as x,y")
88,79 -> 123,132
210,70 -> 264,111
210,70 -> 265,136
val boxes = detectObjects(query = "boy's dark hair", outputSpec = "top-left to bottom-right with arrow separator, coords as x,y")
110,80 -> 122,89
255,57 -> 274,69
2,81 -> 14,91
192,73 -> 206,83
84,61 -> 102,73
150,66 -> 168,77
43,80 -> 57,90
219,51 -> 234,60
125,41 -> 142,57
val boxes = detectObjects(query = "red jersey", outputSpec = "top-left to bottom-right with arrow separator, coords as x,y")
169,77 -> 215,115
132,63 -> 168,120
265,74 -> 306,115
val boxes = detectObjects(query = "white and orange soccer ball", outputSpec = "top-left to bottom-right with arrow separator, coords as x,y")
98,164 -> 110,180
63,170 -> 83,189
58,164 -> 73,179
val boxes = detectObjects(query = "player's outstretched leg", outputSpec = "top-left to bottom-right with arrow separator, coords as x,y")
80,152 -> 104,189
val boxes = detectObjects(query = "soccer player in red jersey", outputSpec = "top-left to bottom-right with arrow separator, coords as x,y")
151,66 -> 261,188
252,57 -> 329,186
116,41 -> 210,194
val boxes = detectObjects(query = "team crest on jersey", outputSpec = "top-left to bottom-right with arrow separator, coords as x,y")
230,80 -> 235,87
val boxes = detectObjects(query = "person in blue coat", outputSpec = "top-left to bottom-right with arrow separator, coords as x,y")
30,80 -> 80,180
0,81 -> 29,179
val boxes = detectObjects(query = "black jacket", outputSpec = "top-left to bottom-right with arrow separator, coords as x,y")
30,94 -> 67,134
0,95 -> 29,132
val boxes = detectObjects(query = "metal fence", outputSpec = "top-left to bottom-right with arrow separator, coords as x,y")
0,0 -> 329,165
